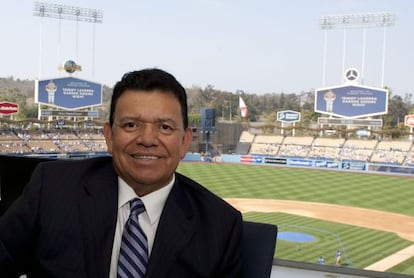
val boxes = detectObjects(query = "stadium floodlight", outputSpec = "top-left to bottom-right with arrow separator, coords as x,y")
33,2 -> 103,80
320,12 -> 395,30
320,12 -> 395,88
33,2 -> 103,23
33,2 -> 103,121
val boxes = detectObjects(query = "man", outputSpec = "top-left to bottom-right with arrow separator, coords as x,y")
0,68 -> 242,277
336,250 -> 342,266
318,256 -> 325,265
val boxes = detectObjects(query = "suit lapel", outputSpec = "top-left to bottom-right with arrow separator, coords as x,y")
145,179 -> 196,278
79,161 -> 118,278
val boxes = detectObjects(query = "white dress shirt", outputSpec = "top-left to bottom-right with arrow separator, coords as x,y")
108,176 -> 174,278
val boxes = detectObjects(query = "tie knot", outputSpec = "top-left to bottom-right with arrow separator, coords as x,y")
129,198 -> 145,217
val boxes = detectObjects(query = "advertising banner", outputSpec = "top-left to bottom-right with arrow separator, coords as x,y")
315,85 -> 387,118
264,157 -> 287,165
315,160 -> 340,169
289,159 -> 313,167
35,77 -> 102,110
342,162 -> 366,171
405,114 -> 414,127
41,110 -> 99,117
0,102 -> 18,115
317,117 -> 383,127
277,110 -> 301,123
240,155 -> 263,164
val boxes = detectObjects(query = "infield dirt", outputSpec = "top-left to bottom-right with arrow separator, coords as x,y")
225,198 -> 414,271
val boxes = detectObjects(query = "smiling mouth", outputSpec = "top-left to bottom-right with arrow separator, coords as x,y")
131,155 -> 160,160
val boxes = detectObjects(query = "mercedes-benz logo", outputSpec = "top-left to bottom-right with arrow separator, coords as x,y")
344,68 -> 359,82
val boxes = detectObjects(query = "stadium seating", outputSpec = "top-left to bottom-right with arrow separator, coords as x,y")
370,140 -> 413,164
0,128 -> 108,155
278,136 -> 313,158
238,131 -> 414,166
239,131 -> 255,143
1,128 -> 414,166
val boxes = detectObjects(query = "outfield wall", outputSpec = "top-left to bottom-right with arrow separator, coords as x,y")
219,154 -> 414,176
21,152 -> 414,176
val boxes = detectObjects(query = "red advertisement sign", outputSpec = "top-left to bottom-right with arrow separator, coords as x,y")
240,155 -> 253,163
0,102 -> 18,115
405,114 -> 414,127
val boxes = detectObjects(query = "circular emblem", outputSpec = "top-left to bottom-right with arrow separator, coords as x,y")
64,60 -> 81,73
344,68 -> 359,82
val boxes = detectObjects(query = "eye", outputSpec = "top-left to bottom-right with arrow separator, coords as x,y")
121,121 -> 139,132
159,123 -> 175,134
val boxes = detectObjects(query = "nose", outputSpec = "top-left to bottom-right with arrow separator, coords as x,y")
136,123 -> 158,146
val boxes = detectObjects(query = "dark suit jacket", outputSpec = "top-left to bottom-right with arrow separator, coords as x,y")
0,157 -> 242,278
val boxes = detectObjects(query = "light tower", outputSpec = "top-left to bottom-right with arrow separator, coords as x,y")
33,2 -> 103,79
320,12 -> 395,87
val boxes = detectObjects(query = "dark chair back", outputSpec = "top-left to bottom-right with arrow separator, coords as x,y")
242,221 -> 278,278
0,155 -> 53,215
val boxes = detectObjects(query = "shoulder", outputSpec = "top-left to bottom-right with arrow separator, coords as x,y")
31,156 -> 116,190
174,172 -> 240,217
40,155 -> 112,168
37,156 -> 113,175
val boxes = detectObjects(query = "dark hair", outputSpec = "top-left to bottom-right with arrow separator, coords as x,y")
109,68 -> 188,128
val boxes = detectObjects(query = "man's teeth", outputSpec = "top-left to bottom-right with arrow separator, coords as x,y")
133,155 -> 158,160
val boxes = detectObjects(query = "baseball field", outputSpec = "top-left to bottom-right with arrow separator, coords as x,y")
177,162 -> 414,276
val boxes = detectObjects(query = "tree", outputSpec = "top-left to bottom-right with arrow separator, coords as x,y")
383,94 -> 409,128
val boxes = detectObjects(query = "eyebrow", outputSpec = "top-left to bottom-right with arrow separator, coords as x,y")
117,116 -> 180,126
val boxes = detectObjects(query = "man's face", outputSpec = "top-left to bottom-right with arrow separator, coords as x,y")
104,90 -> 193,196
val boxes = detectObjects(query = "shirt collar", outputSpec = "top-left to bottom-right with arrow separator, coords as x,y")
118,175 -> 174,225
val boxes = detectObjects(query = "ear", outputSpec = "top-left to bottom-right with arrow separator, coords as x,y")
103,122 -> 113,154
180,128 -> 193,159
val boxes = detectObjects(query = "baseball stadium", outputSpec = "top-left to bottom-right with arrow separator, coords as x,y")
1,3 -> 414,278
1,84 -> 413,277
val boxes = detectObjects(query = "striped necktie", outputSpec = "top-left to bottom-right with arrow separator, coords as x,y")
117,198 -> 148,278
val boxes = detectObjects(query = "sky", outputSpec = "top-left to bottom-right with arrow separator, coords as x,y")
1,0 -> 413,97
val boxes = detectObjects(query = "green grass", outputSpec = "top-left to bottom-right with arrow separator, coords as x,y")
176,162 -> 414,275
177,162 -> 414,215
389,256 -> 414,276
243,212 -> 412,270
